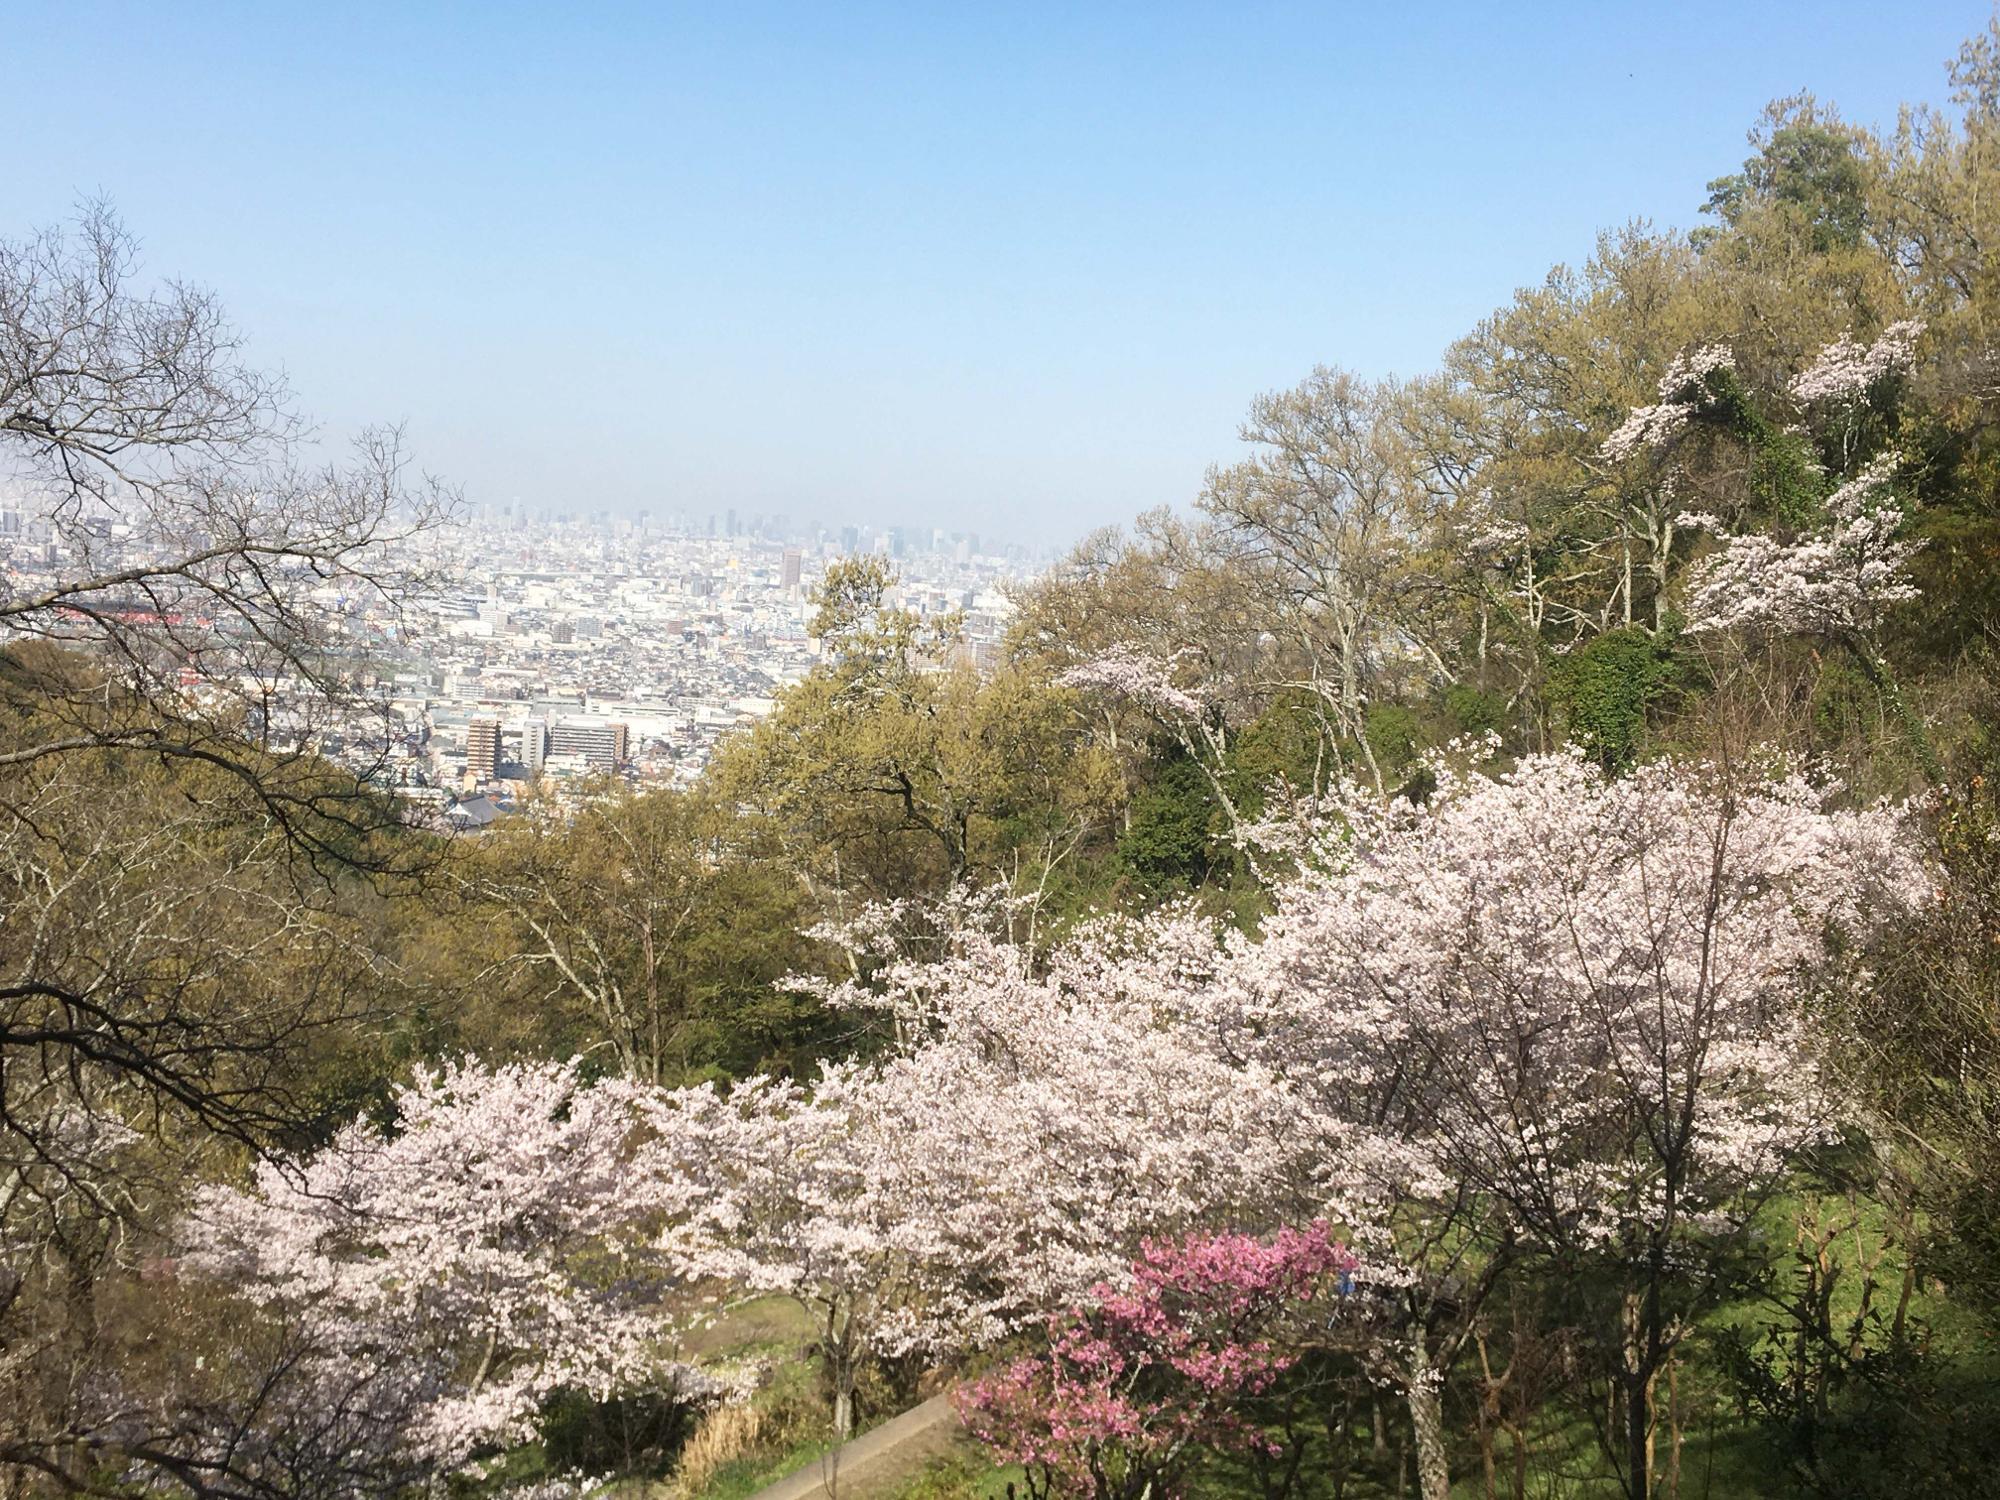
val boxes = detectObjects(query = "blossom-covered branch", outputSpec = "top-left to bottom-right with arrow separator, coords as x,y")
1789,320 -> 1924,406
1058,644 -> 1208,721
1600,345 -> 1736,462
185,1059 -> 719,1475
1678,453 -> 1921,636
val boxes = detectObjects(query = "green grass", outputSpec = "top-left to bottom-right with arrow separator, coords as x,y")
693,1430 -> 842,1500
875,1454 -> 1023,1500
678,1293 -> 818,1363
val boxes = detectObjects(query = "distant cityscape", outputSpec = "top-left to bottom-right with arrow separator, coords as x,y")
0,499 -> 1044,826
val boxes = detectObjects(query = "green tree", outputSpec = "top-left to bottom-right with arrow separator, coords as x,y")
1549,628 -> 1686,770
450,785 -> 821,1084
716,564 -> 1124,914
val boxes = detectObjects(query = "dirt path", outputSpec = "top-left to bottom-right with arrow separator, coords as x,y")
742,1394 -> 965,1500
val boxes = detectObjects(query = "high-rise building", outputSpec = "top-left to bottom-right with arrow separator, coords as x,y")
550,717 -> 629,771
466,718 -> 502,782
518,717 -> 548,778
781,547 -> 802,592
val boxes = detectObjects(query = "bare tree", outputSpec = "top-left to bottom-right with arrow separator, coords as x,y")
1199,367 -> 1441,792
0,204 -> 454,873
0,750 -> 415,1496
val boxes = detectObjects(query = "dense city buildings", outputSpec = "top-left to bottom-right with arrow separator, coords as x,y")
0,501 -> 1040,824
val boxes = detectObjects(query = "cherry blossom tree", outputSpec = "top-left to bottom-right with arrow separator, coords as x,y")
1677,453 -> 1921,638
1057,645 -> 1209,724
183,1058 -> 716,1479
1598,346 -> 1737,464
1788,320 -> 1923,408
767,747 -> 1914,1499
1224,750 -> 1919,1500
1680,451 -> 1935,779
854,918 -> 1326,1345
1058,645 -> 1252,839
634,1066 -> 906,1440
638,919 -> 1327,1436
1600,324 -> 1938,779
663,749 -> 1914,1500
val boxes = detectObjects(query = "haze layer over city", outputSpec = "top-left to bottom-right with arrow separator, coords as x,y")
6,4 -> 1981,547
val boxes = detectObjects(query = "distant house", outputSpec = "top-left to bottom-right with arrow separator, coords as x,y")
444,795 -> 499,832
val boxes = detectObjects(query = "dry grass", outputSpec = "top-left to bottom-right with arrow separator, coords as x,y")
663,1401 -> 768,1500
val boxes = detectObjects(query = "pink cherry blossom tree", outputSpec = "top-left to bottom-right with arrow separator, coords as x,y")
956,1224 -> 1357,1500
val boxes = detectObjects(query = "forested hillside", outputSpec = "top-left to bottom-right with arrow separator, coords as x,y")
12,22 -> 2000,1500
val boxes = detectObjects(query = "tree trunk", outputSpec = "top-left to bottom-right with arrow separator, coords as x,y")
1623,1290 -> 1651,1500
825,1300 -> 858,1440
833,1382 -> 854,1443
1474,1332 -> 1499,1500
1666,1353 -> 1683,1500
1625,1369 -> 1650,1500
1405,1335 -> 1452,1500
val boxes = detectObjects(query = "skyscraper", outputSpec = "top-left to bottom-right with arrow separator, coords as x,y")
518,717 -> 548,778
781,547 -> 802,592
467,718 -> 502,782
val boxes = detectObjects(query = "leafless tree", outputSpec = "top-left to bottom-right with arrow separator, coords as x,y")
0,747 -> 414,1495
0,203 -> 455,874
1199,367 -> 1443,792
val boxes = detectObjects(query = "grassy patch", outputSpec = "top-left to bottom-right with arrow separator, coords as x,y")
679,1293 -> 818,1363
875,1453 -> 1022,1500
692,1429 -> 841,1500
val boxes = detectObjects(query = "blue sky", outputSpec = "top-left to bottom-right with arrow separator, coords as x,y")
3,3 -> 1987,545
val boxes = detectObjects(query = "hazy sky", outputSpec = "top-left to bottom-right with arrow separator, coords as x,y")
3,2 -> 1986,546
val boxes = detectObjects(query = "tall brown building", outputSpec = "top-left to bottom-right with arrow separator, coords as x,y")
466,718 -> 502,782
